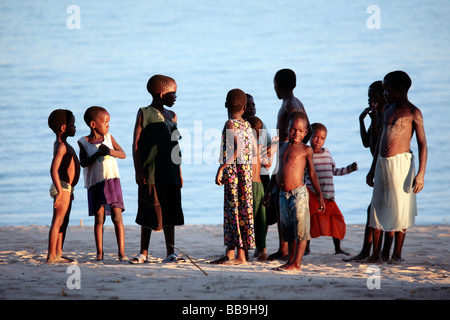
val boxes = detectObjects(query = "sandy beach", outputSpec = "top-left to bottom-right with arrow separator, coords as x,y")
0,223 -> 448,302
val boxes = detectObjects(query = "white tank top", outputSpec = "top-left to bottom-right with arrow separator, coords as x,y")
78,133 -> 120,188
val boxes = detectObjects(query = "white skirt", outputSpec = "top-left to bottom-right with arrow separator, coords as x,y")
369,151 -> 417,232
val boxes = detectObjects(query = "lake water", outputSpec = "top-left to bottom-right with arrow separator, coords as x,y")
0,0 -> 449,227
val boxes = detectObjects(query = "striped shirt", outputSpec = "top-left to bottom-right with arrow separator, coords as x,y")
305,148 -> 356,200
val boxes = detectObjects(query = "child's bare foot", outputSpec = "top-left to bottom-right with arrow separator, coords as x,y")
257,248 -> 267,261
267,250 -> 288,261
210,256 -> 231,264
275,263 -> 301,272
342,252 -> 369,262
335,249 -> 350,256
388,255 -> 403,264
366,255 -> 384,264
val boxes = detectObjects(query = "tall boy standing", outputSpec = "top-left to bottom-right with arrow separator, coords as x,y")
268,69 -> 312,261
131,74 -> 184,263
367,71 -> 427,263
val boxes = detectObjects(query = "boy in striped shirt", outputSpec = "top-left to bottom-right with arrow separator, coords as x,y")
305,123 -> 358,255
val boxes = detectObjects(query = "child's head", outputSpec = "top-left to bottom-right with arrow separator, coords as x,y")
84,106 -> 110,136
147,75 -> 177,106
48,109 -> 75,136
310,123 -> 327,152
368,81 -> 384,110
242,93 -> 256,119
287,111 -> 308,143
383,71 -> 411,103
225,88 -> 247,114
274,68 -> 296,92
246,115 -> 263,139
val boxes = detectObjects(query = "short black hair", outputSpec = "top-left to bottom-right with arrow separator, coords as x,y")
83,106 -> 107,126
225,88 -> 247,113
311,122 -> 327,134
274,69 -> 296,90
287,111 -> 308,126
384,71 -> 412,92
147,74 -> 176,96
369,80 -> 384,95
48,109 -> 74,134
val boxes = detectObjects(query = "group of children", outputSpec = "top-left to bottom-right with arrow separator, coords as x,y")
47,69 -> 427,272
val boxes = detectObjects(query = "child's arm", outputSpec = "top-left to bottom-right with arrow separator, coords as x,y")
50,142 -> 67,209
359,107 -> 372,148
366,119 -> 383,187
262,174 -> 277,207
412,108 -> 427,193
78,140 -> 109,168
216,120 -> 239,186
333,161 -> 358,176
306,147 -> 325,211
132,110 -> 146,185
110,135 -> 126,159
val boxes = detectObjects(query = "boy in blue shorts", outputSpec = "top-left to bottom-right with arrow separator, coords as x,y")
263,112 -> 324,271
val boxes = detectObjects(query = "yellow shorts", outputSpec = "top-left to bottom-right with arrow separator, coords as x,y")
49,181 -> 73,198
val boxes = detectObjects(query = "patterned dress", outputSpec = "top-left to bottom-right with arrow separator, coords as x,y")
221,119 -> 254,249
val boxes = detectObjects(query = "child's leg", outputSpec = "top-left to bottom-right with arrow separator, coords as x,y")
367,228 -> 384,263
333,238 -> 350,255
163,225 -> 175,257
279,240 -> 306,271
381,231 -> 395,261
343,205 -> 373,262
140,226 -> 152,257
57,199 -> 72,259
269,189 -> 288,260
390,230 -> 406,263
129,226 -> 151,263
111,207 -> 126,260
235,247 -> 247,264
47,192 -> 71,262
94,207 -> 106,260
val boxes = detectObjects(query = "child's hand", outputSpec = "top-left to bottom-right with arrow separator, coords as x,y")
263,192 -> 271,207
215,167 -> 224,186
318,196 -> 326,212
366,170 -> 374,187
98,144 -> 110,156
352,162 -> 358,171
135,172 -> 146,186
412,174 -> 424,193
53,192 -> 63,209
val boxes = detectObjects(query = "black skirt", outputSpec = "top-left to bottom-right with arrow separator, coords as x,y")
135,184 -> 184,229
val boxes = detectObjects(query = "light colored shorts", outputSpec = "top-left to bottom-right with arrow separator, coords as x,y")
279,185 -> 311,242
49,181 -> 73,198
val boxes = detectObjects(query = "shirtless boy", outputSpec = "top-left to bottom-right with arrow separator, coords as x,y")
263,112 -> 324,271
47,109 -> 80,263
366,71 -> 427,263
269,69 -> 312,261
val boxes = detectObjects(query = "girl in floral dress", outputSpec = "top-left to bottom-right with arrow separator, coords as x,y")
213,89 -> 255,264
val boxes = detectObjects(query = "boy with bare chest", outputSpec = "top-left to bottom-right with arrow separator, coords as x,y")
263,112 -> 324,271
367,71 -> 427,263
